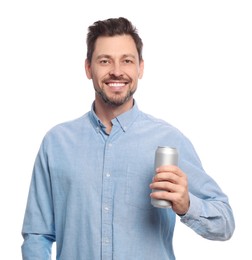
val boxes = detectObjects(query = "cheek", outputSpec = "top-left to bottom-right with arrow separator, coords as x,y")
93,68 -> 108,80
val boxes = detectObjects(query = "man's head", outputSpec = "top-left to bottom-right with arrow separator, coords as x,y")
85,17 -> 144,108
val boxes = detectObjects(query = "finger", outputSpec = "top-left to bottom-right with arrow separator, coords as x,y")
156,165 -> 183,177
150,189 -> 180,202
150,181 -> 177,192
153,172 -> 180,184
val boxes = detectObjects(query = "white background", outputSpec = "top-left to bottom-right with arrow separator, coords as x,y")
0,0 -> 251,259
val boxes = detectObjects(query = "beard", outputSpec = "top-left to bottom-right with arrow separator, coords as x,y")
95,75 -> 136,106
95,87 -> 136,107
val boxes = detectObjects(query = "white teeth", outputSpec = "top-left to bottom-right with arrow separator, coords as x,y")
108,83 -> 125,87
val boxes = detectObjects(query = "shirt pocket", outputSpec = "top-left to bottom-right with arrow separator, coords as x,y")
125,169 -> 153,210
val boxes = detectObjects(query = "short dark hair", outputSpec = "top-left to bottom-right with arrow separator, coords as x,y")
86,17 -> 143,63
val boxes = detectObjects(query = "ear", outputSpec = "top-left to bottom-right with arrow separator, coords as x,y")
138,60 -> 144,79
85,59 -> 92,79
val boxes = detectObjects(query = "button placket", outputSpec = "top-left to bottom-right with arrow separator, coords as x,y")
101,140 -> 114,258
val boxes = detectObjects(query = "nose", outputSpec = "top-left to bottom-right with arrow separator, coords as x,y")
109,62 -> 123,77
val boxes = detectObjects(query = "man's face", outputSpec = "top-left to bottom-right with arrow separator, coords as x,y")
85,35 -> 144,106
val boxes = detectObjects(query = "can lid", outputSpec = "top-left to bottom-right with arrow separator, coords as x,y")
158,146 -> 176,150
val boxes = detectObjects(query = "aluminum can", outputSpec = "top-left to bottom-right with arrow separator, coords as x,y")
151,146 -> 179,208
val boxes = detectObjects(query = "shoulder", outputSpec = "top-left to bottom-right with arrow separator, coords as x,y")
51,113 -> 88,132
136,109 -> 196,150
42,113 -> 89,143
138,110 -> 182,134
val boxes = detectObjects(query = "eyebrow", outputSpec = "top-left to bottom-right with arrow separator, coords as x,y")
96,54 -> 136,60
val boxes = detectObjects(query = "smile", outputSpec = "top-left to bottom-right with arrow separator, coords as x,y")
107,82 -> 127,87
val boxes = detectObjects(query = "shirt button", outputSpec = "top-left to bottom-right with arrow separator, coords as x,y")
104,238 -> 109,244
108,143 -> 112,147
106,173 -> 110,177
104,206 -> 109,211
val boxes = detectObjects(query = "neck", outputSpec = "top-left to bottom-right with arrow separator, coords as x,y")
94,96 -> 134,134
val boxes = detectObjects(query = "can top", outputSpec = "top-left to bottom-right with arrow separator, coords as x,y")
156,146 -> 178,155
157,146 -> 176,150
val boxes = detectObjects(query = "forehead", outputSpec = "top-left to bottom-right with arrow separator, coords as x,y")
93,35 -> 138,58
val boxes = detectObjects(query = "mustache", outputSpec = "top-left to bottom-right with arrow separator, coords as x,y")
103,75 -> 131,81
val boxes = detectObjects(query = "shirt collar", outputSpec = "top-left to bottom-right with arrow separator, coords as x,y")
89,100 -> 140,133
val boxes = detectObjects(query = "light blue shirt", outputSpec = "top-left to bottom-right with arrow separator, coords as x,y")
21,102 -> 235,260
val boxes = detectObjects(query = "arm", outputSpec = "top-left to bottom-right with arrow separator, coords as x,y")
150,137 -> 235,241
21,139 -> 55,259
150,165 -> 235,241
180,191 -> 235,241
180,142 -> 235,241
22,234 -> 54,259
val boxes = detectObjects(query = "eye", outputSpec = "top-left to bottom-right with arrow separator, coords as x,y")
123,59 -> 133,64
99,59 -> 110,65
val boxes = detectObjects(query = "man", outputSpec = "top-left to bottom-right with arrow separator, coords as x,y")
21,17 -> 235,260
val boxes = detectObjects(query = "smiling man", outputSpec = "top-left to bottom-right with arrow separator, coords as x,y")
21,17 -> 235,260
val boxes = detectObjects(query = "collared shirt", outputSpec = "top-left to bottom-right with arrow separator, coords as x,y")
21,102 -> 235,260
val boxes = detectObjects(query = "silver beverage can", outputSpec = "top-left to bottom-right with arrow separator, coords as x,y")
151,146 -> 179,208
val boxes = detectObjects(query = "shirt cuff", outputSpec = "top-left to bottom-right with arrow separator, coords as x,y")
178,192 -> 202,221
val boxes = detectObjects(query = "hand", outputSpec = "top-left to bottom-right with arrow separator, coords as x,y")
150,165 -> 190,215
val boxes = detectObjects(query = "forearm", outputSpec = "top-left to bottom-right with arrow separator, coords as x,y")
180,193 -> 235,241
21,233 -> 54,260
